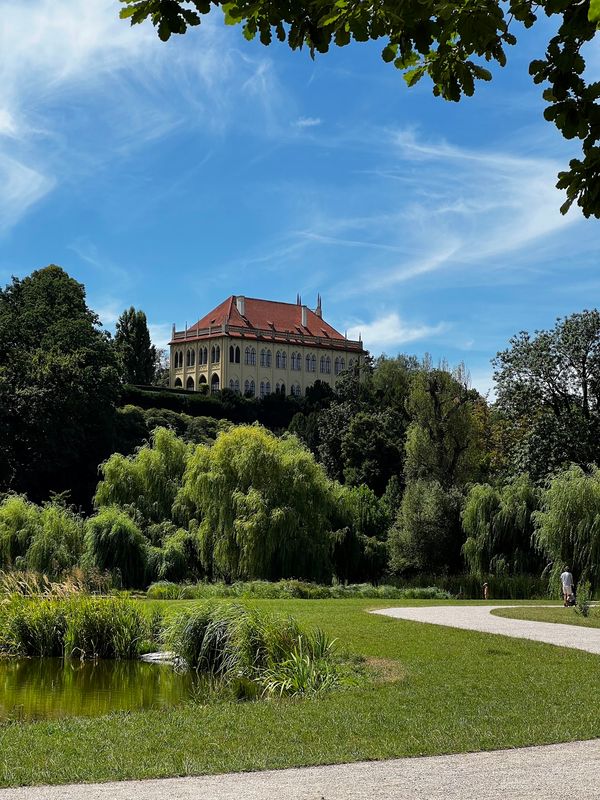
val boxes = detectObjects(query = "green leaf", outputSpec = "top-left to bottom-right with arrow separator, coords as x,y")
589,0 -> 600,23
382,44 -> 397,63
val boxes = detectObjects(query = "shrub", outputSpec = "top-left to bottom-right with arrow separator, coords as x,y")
83,507 -> 147,588
0,496 -> 41,568
575,580 -> 592,618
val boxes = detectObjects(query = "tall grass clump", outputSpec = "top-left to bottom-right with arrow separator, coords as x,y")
64,596 -> 147,659
0,596 -> 147,660
3,596 -> 67,657
164,603 -> 352,697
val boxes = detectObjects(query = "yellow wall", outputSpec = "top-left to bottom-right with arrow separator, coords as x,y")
170,336 -> 362,396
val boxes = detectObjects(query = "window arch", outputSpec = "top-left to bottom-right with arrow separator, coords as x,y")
244,379 -> 255,397
235,345 -> 240,363
211,373 -> 220,393
229,345 -> 235,363
320,356 -> 325,373
276,381 -> 286,395
199,374 -> 207,384
175,350 -> 184,369
186,376 -> 195,390
260,381 -> 265,398
260,348 -> 272,367
266,381 -> 271,396
291,383 -> 301,397
186,348 -> 195,367
340,357 -> 345,373
245,346 -> 256,366
325,356 -> 331,374
211,345 -> 220,364
306,354 -> 316,373
174,377 -> 182,388
334,357 -> 340,375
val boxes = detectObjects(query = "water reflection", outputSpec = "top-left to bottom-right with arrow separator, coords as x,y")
0,658 -> 199,721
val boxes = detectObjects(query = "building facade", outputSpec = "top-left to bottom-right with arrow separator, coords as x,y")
169,295 -> 365,397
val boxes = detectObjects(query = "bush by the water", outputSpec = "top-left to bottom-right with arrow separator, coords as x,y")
147,579 -> 452,601
0,595 -> 147,659
164,602 -> 356,697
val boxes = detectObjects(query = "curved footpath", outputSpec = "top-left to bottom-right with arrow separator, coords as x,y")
2,607 -> 600,799
372,604 -> 600,654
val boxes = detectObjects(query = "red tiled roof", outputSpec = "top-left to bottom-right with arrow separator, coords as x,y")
172,296 -> 355,345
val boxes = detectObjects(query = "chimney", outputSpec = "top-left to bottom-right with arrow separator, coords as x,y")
301,305 -> 308,327
236,295 -> 245,316
315,293 -> 322,318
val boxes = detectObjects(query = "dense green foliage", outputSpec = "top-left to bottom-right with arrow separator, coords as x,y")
119,0 -> 600,219
113,307 -> 157,384
83,508 -> 148,589
0,266 -> 120,505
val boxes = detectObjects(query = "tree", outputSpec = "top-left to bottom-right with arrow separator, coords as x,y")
176,425 -> 334,581
462,474 -> 542,576
83,507 -> 148,588
493,310 -> 600,480
340,410 -> 405,495
114,306 -> 157,385
0,266 -> 120,506
404,362 -> 485,488
388,479 -> 463,575
119,0 -> 600,219
533,464 -> 600,592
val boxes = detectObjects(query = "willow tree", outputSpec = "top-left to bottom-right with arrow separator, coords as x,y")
177,425 -> 334,581
533,465 -> 600,590
95,427 -> 191,526
83,507 -> 148,588
462,475 -> 541,576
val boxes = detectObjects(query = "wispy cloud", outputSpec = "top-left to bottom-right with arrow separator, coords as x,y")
347,312 -> 449,349
0,0 -> 285,234
148,322 -> 174,351
294,117 -> 322,128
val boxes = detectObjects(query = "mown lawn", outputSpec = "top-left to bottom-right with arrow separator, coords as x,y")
492,604 -> 600,628
1,598 -> 599,787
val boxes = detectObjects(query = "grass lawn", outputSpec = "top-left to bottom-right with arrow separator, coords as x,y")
1,598 -> 599,787
492,605 -> 600,628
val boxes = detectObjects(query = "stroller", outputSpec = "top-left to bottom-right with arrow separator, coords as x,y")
566,586 -> 577,607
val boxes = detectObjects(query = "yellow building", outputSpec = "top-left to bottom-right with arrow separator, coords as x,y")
169,295 -> 365,397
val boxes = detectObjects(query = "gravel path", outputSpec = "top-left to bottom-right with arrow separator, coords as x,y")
372,604 -> 600,654
1,740 -> 599,800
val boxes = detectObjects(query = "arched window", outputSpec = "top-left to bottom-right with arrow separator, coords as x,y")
281,351 -> 287,369
266,350 -> 272,367
278,382 -> 286,395
276,351 -> 281,369
334,357 -> 340,375
320,356 -> 325,373
306,354 -> 316,373
265,381 -> 271,396
325,356 -> 331,374
306,354 -> 311,372
260,349 -> 272,367
244,379 -> 255,397
174,377 -> 182,388
235,346 -> 240,363
234,378 -> 240,393
229,379 -> 235,391
229,345 -> 235,363
175,350 -> 183,369
260,381 -> 266,398
203,347 -> 208,365
211,345 -> 216,364
216,345 -> 220,363
199,374 -> 207,384
245,347 -> 256,366
186,376 -> 195,390
186,349 -> 195,367
340,357 -> 345,373
211,373 -> 220,394
291,383 -> 301,397
348,358 -> 354,369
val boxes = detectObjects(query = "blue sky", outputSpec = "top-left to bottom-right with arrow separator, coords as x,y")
1,0 -> 599,394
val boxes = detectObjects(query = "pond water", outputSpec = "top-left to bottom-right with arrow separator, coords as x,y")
0,657 -> 200,722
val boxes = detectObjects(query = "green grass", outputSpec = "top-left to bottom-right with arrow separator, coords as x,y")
1,598 -> 600,787
491,605 -> 600,628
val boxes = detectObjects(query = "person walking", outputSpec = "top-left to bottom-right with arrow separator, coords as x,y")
560,566 -> 574,606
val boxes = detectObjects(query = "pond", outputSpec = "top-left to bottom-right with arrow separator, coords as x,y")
0,657 -> 200,722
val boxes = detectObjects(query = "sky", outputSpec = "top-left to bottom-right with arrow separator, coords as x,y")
1,0 -> 599,395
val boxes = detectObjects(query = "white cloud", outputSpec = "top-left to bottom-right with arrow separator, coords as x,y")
294,117 -> 322,128
347,312 -> 448,349
94,299 -> 123,328
0,0 -> 284,233
0,154 -> 55,232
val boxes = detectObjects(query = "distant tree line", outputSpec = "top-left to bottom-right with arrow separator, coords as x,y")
3,265 -> 600,590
